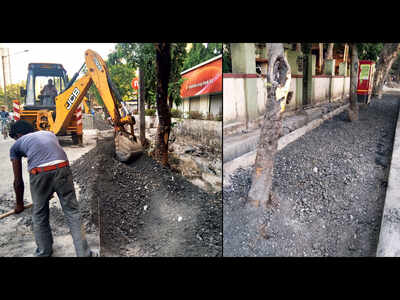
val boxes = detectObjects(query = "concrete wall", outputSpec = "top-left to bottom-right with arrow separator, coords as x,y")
175,94 -> 222,119
231,43 -> 256,74
223,75 -> 351,125
183,98 -> 190,116
223,77 -> 247,125
132,115 -> 159,129
256,78 -> 268,116
83,114 -> 94,129
312,77 -> 330,104
199,95 -> 209,116
172,118 -> 222,149
377,102 -> 400,256
210,94 -> 223,116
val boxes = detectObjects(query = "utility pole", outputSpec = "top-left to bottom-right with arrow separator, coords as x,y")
1,48 -> 28,109
2,54 -> 7,107
138,67 -> 146,146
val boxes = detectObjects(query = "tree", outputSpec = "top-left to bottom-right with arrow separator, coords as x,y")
348,43 -> 359,122
389,54 -> 400,81
325,43 -> 334,60
357,43 -> 384,61
107,63 -> 137,102
111,43 -> 157,109
111,43 -> 187,110
106,43 -> 187,166
247,43 -> 290,208
168,43 -> 187,109
222,43 -> 232,73
153,43 -> 172,167
0,82 -> 25,110
372,43 -> 400,98
182,43 -> 222,71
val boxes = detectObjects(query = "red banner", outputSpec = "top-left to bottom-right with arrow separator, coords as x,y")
357,60 -> 375,95
180,57 -> 222,98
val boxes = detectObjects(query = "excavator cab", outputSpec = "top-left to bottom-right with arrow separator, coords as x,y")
21,63 -> 69,110
18,50 -> 143,162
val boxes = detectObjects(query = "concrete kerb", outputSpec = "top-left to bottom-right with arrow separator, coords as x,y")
376,98 -> 400,257
223,103 -> 350,185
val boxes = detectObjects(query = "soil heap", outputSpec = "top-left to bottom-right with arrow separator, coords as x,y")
72,137 -> 222,257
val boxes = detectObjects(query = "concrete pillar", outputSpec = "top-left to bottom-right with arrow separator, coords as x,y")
324,59 -> 336,75
230,43 -> 258,128
302,52 -> 314,106
339,62 -> 347,76
231,43 -> 256,74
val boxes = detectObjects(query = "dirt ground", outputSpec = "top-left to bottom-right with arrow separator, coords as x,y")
223,94 -> 400,257
72,135 -> 222,257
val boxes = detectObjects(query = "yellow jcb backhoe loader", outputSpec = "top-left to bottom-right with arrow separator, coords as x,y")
18,49 -> 142,162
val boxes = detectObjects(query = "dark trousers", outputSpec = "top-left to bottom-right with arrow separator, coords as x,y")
29,166 -> 91,257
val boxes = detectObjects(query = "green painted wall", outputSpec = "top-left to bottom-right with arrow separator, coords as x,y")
230,43 -> 258,124
286,50 -> 303,75
324,59 -> 335,75
231,43 -> 256,74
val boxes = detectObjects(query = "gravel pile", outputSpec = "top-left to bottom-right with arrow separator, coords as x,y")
71,137 -> 222,257
224,95 -> 400,257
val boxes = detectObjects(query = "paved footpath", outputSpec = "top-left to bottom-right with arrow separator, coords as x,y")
224,94 -> 400,257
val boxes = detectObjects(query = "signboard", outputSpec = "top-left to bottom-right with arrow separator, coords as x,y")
180,57 -> 222,98
357,60 -> 376,104
357,60 -> 375,96
359,64 -> 370,80
131,77 -> 139,90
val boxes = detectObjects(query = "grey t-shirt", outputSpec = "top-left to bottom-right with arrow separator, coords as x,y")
10,131 -> 68,171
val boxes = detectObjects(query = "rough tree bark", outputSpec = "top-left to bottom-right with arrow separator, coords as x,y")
247,43 -> 291,209
154,43 -> 171,167
319,43 -> 323,74
372,43 -> 400,99
348,43 -> 359,122
326,43 -> 334,60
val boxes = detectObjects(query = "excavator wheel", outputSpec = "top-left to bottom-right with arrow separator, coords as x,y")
114,131 -> 143,162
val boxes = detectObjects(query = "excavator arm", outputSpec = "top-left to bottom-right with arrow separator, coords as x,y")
49,49 -> 142,162
83,97 -> 90,114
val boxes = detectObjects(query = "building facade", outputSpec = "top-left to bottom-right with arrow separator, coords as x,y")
175,54 -> 222,119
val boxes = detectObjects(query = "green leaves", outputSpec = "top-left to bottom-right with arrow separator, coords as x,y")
357,43 -> 384,61
182,43 -> 222,71
108,63 -> 137,102
0,82 -> 26,110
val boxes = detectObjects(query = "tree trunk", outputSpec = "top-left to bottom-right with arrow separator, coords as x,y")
318,43 -> 323,74
168,95 -> 173,110
154,43 -> 171,167
348,43 -> 359,122
247,43 -> 290,209
372,43 -> 400,99
326,43 -> 334,60
343,44 -> 349,65
139,67 -> 146,146
302,43 -> 311,106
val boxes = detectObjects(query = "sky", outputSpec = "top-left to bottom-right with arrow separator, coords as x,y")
2,43 -> 117,84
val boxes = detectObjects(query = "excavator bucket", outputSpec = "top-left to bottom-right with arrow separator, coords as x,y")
114,132 -> 143,162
